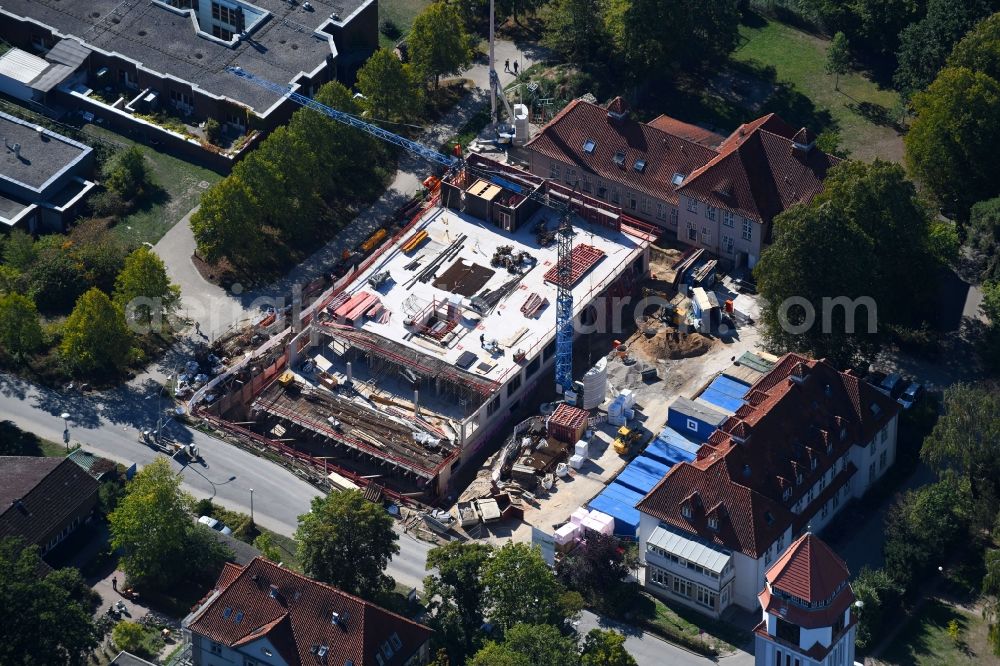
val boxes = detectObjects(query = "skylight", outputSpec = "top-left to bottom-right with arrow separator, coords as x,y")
234,611 -> 244,624
582,139 -> 596,153
223,607 -> 232,618
672,172 -> 685,185
613,151 -> 626,167
633,159 -> 647,173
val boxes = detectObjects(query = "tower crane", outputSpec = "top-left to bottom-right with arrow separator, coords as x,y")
226,66 -> 577,396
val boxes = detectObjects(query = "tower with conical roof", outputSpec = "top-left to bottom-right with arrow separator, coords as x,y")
755,533 -> 856,666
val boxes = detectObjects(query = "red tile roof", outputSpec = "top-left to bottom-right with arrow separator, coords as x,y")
525,98 -> 718,206
766,533 -> 851,604
677,118 -> 841,224
187,558 -> 431,666
647,115 -> 725,149
550,403 -> 589,429
0,456 -> 99,547
636,354 -> 898,559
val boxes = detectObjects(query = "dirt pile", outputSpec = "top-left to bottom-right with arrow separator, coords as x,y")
628,319 -> 713,363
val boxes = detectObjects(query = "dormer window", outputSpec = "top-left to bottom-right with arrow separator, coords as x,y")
796,473 -> 803,485
613,151 -> 626,167
633,159 -> 647,173
682,504 -> 692,519
582,139 -> 596,154
708,516 -> 719,531
782,487 -> 791,501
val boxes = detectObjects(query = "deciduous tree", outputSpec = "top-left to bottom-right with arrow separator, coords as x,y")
826,31 -> 851,90
191,174 -> 267,264
59,288 -> 132,374
482,542 -> 565,630
541,0 -> 609,65
905,66 -> 1000,220
949,11 -> 1000,81
0,293 -> 42,361
27,237 -> 87,314
424,542 -> 493,664
2,229 -> 36,271
469,624 -> 578,666
111,621 -> 146,655
556,533 -> 635,612
853,566 -> 903,651
580,629 -> 637,666
113,246 -> 180,331
104,145 -> 152,201
296,490 -> 399,599
0,538 -> 99,666
357,49 -> 425,122
969,196 -> 1000,280
409,3 -> 474,88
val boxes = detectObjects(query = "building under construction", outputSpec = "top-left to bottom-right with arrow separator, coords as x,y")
198,157 -> 656,504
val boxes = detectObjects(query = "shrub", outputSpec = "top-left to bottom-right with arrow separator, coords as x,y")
88,190 -> 129,218
204,118 -> 222,145
380,18 -> 402,41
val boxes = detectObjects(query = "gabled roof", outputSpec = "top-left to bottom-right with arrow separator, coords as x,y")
766,533 -> 850,603
647,115 -> 725,149
0,456 -> 99,547
677,116 -> 841,224
636,354 -> 898,559
525,97 -> 718,206
186,558 -> 431,666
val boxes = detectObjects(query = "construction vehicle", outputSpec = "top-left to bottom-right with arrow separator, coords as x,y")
613,426 -> 645,456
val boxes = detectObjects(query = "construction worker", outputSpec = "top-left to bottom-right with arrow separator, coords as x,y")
513,61 -> 519,75
504,59 -> 510,73
480,333 -> 485,347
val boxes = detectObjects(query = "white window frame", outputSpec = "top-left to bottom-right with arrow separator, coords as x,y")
687,198 -> 698,213
656,202 -> 666,220
705,205 -> 716,221
670,208 -> 678,227
742,218 -> 753,241
723,210 -> 734,227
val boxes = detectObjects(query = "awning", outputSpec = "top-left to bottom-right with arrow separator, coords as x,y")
648,525 -> 731,574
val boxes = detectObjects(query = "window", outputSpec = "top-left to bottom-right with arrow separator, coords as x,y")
880,450 -> 888,470
628,196 -> 637,211
549,162 -> 560,179
669,208 -> 678,227
705,205 -> 717,221
796,473 -> 803,485
640,197 -> 650,214
687,198 -> 698,213
613,151 -> 626,167
597,184 -> 607,199
869,438 -> 876,455
782,487 -> 791,501
581,176 -> 591,193
764,550 -> 772,565
211,1 -> 242,26
722,235 -> 734,254
507,374 -> 522,397
868,462 -> 875,484
821,501 -> 829,519
708,516 -> 718,530
777,534 -> 784,551
610,186 -> 620,204
881,427 -> 888,444
526,356 -> 540,378
701,228 -> 711,245
696,586 -> 716,608
634,159 -> 647,173
687,226 -> 697,241
582,139 -> 596,153
656,203 -> 667,221
742,218 -> 753,241
212,24 -> 234,40
649,565 -> 669,587
682,504 -> 692,518
565,168 -> 577,183
723,210 -> 734,227
210,642 -> 223,656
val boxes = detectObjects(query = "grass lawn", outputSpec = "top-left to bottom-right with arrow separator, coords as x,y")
732,15 -> 904,162
637,592 -> 747,655
378,0 -> 432,50
880,599 -> 1000,665
83,124 -> 221,246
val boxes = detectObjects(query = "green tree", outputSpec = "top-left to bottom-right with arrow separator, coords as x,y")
296,490 -> 399,599
111,621 -> 146,655
906,66 -> 1000,220
476,623 -> 579,666
2,229 -> 36,271
949,11 -> 1000,81
983,547 -> 1000,655
826,31 -> 851,90
983,281 -> 1000,323
253,532 -> 284,563
970,196 -> 1000,280
580,629 -> 637,666
113,246 -> 180,331
0,292 -> 42,361
557,533 -> 636,613
853,566 -> 903,651
424,542 -> 494,664
27,237 -> 87,314
541,0 -> 608,65
921,382 -> 1000,514
109,458 -> 192,588
59,288 -> 132,374
482,542 -> 565,630
104,145 -> 151,201
357,49 -> 425,121
0,538 -> 98,665
190,174 -> 267,264
468,642 -> 532,666
409,2 -> 474,88
894,0 -> 995,95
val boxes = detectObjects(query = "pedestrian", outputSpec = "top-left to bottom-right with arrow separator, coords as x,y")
195,321 -> 201,335
480,333 -> 485,347
513,61 -> 519,75
504,59 -> 510,73
112,576 -> 117,591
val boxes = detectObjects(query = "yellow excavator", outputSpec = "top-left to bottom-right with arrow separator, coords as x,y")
613,426 -> 645,456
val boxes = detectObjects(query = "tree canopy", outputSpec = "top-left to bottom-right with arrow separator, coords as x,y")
408,3 -> 474,88
357,49 -> 425,122
541,0 -> 609,66
969,196 -> 1000,280
826,31 -> 851,90
470,623 -> 579,666
0,538 -> 99,665
581,629 -> 637,666
0,292 -> 42,362
949,11 -> 1000,81
556,533 -> 636,613
905,66 -> 1000,220
482,542 -> 566,630
296,489 -> 399,599
113,247 -> 180,332
59,287 -> 132,375
424,541 -> 493,664
104,145 -> 152,202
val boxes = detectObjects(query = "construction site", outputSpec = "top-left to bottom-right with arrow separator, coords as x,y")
193,156 -> 657,504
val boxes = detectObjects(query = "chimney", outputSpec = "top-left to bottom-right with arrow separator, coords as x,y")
13,143 -> 20,158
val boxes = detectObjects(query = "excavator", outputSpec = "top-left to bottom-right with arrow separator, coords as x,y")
613,426 -> 646,456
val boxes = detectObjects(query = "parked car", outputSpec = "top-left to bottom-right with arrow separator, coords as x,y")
198,515 -> 233,535
897,382 -> 925,409
879,373 -> 905,399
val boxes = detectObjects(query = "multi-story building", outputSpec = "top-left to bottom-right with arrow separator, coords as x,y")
525,99 -> 841,269
184,557 -> 432,666
755,533 -> 858,666
636,353 -> 899,617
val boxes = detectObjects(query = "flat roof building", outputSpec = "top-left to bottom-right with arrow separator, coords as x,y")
0,110 -> 95,230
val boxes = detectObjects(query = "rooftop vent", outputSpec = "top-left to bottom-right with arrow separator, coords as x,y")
582,139 -> 596,154
633,159 -> 646,173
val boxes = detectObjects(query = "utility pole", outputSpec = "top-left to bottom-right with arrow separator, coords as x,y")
250,488 -> 255,525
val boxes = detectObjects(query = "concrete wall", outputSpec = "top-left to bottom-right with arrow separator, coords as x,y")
675,193 -> 764,269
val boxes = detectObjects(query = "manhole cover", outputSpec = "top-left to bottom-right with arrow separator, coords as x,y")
198,180 -> 210,189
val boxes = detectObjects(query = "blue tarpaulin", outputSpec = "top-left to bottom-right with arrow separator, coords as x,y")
587,482 -> 644,538
698,375 -> 751,413
615,455 -> 670,494
645,427 -> 700,467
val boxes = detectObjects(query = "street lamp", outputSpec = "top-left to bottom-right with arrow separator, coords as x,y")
60,412 -> 71,450
250,488 -> 254,525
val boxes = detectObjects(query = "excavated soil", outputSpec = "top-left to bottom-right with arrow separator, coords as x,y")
626,318 -> 713,363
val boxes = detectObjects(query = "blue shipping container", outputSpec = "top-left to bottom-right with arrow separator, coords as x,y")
666,397 -> 727,442
587,482 -> 644,538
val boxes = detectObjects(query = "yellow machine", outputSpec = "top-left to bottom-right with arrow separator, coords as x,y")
613,426 -> 644,455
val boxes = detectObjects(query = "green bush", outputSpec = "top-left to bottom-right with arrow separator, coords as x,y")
204,118 -> 222,145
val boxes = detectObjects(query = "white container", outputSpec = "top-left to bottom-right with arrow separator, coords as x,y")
569,454 -> 585,470
555,522 -> 579,545
619,388 -> 635,409
582,357 -> 609,410
575,440 -> 589,458
570,507 -> 590,526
